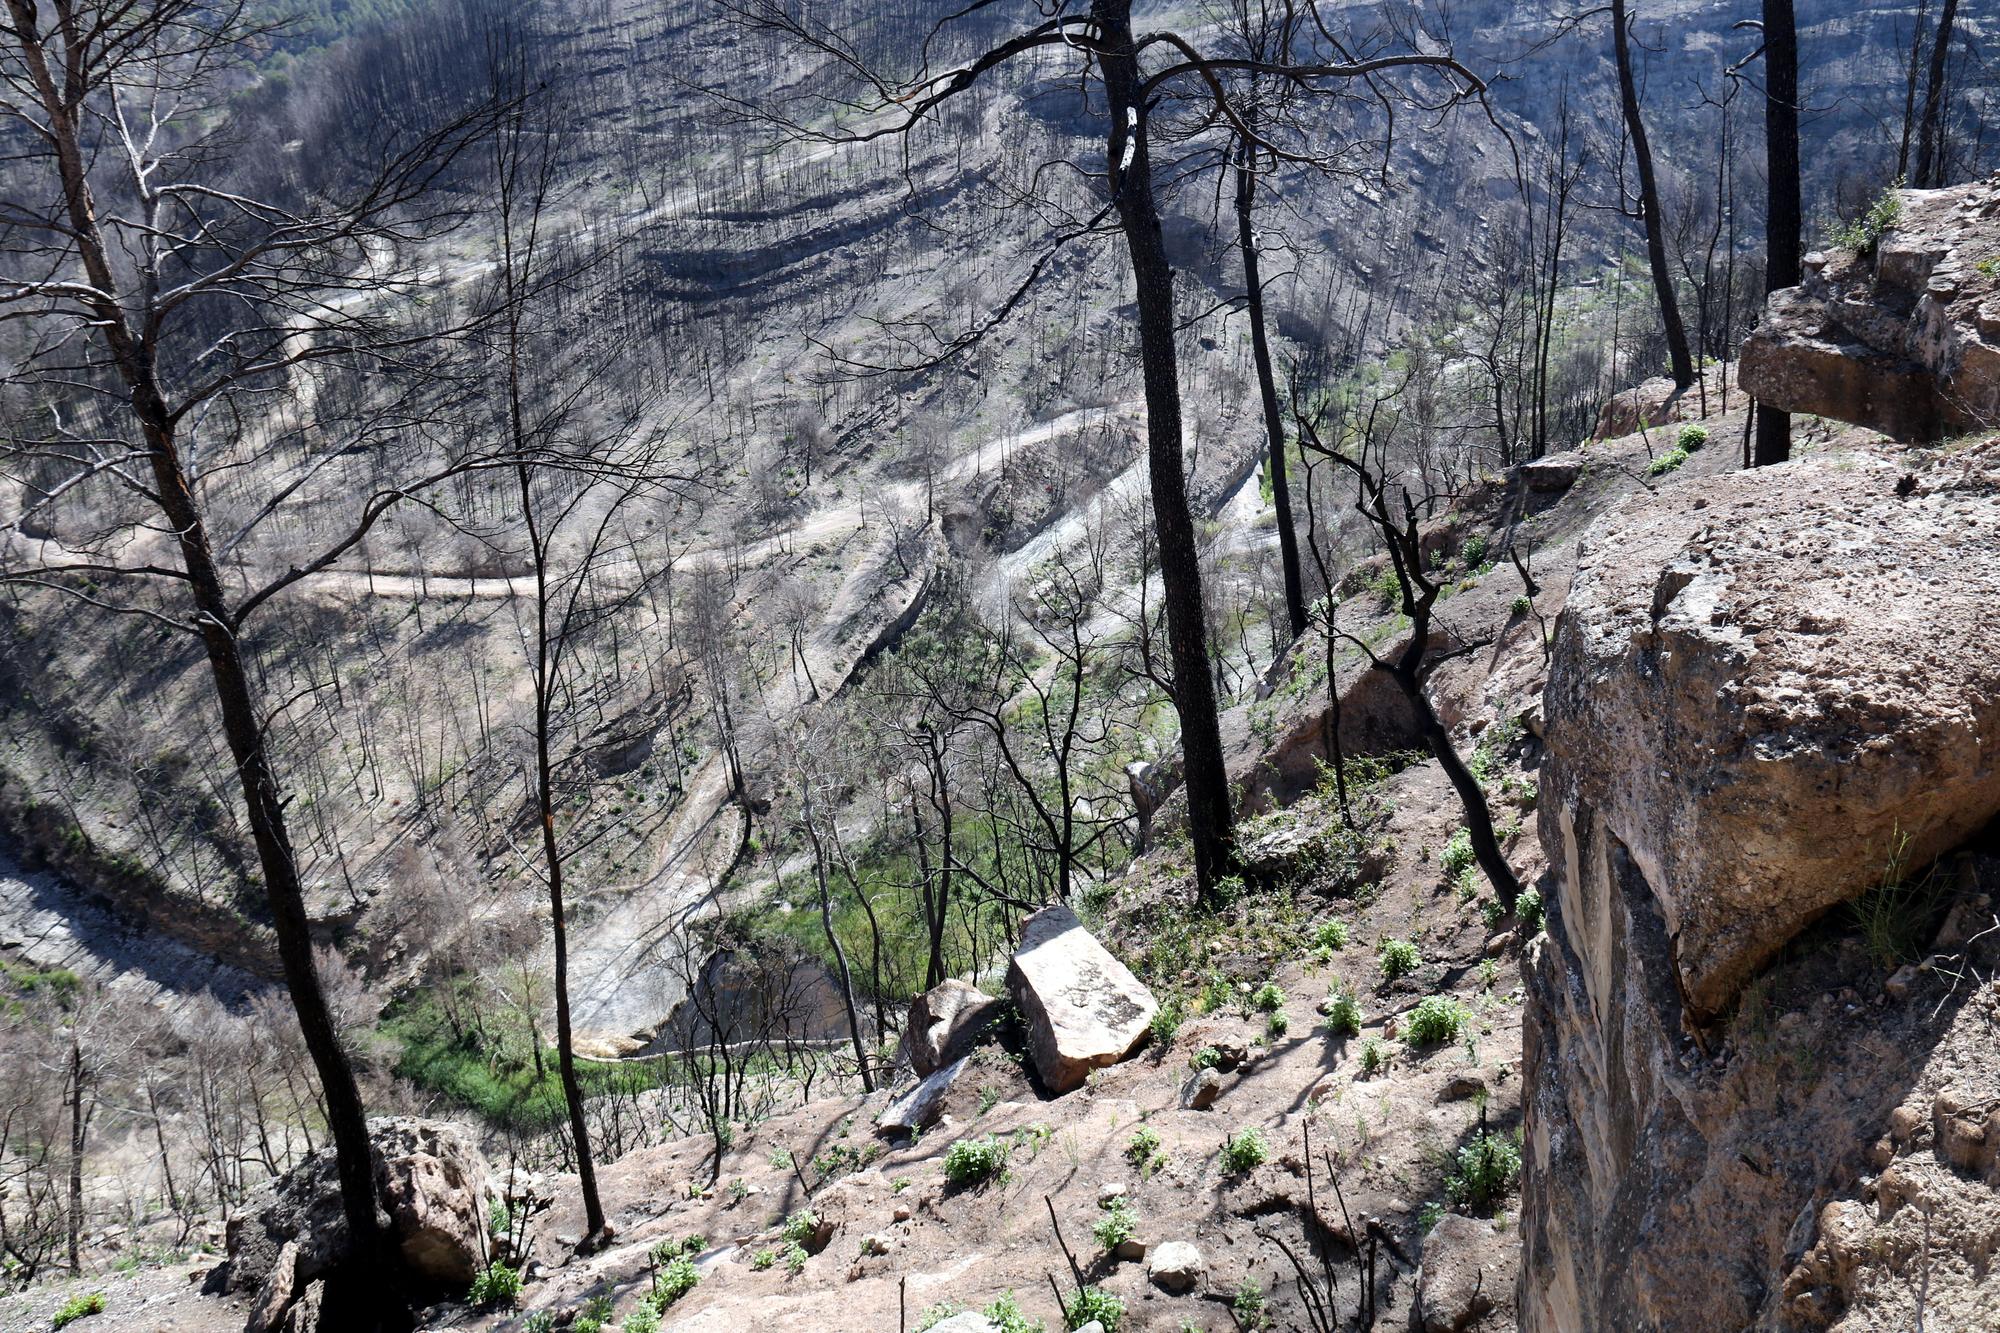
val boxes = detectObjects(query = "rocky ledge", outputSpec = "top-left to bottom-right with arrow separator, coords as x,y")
1742,173 -> 2000,441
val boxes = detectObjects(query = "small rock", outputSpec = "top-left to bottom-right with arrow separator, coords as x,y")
1182,1068 -> 1223,1110
1885,965 -> 1919,1001
924,1314 -> 1003,1333
1148,1240 -> 1206,1294
1439,1073 -> 1487,1103
1097,1182 -> 1127,1206
1415,1214 -> 1508,1333
892,1204 -> 912,1223
1074,1323 -> 1106,1333
859,1233 -> 890,1257
1115,1239 -> 1147,1261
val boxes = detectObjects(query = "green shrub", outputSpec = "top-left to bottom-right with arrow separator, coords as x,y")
1220,1127 -> 1269,1174
1480,895 -> 1507,929
1189,1045 -> 1221,1072
1677,424 -> 1710,451
625,1303 -> 663,1333
1831,181 -> 1904,252
1232,1279 -> 1270,1330
1440,828 -> 1474,879
1313,919 -> 1349,951
943,1135 -> 1009,1188
784,1241 -> 809,1274
1148,998 -> 1185,1046
1646,446 -> 1689,476
1092,1197 -> 1138,1251
1266,1010 -> 1290,1039
522,1314 -> 557,1333
51,1294 -> 106,1329
1322,986 -> 1362,1038
1127,1124 -> 1163,1168
1446,1129 -> 1523,1214
779,1208 -> 819,1248
1510,594 -> 1533,616
1360,1037 -> 1387,1076
1517,887 -> 1545,932
1379,939 -> 1420,980
982,1291 -> 1046,1333
1064,1284 -> 1125,1332
750,1248 -> 776,1271
467,1262 -> 523,1309
571,1296 -> 614,1333
655,1255 -> 700,1306
1407,995 -> 1471,1046
1250,980 -> 1285,1013
915,1304 -> 966,1333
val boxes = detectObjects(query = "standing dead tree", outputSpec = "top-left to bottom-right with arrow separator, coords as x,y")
717,0 -> 1486,904
1609,0 -> 1696,391
1293,382 -> 1521,910
0,2 -> 505,1312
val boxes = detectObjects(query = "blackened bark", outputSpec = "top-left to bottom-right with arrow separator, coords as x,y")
1755,0 -> 1802,466
1097,0 -> 1235,899
1914,0 -> 1959,187
1611,0 -> 1695,389
1235,135 -> 1307,641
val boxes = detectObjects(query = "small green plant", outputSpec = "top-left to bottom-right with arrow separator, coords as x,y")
1232,1279 -> 1270,1330
1447,1128 -> 1524,1214
467,1262 -> 523,1309
982,1291 -> 1047,1333
943,1135 -> 1009,1188
625,1304 -> 663,1333
1830,180 -> 1904,252
779,1208 -> 819,1247
1517,887 -> 1545,932
1149,997 -> 1186,1046
1250,980 -> 1286,1013
784,1241 -> 809,1275
915,1303 -> 966,1333
1360,1037 -> 1387,1076
1189,1045 -> 1222,1072
1266,1010 -> 1290,1039
1313,919 -> 1349,951
51,1294 -> 106,1329
1092,1197 -> 1138,1251
1510,593 -> 1532,616
1440,827 -> 1474,879
1480,895 -> 1508,929
1418,1200 -> 1446,1234
1977,257 -> 1999,278
522,1313 -> 558,1333
1064,1284 -> 1126,1332
751,1247 -> 777,1271
1379,938 -> 1420,980
655,1255 -> 700,1306
978,1084 -> 1002,1114
572,1296 -> 615,1333
1849,832 -> 1947,969
1220,1126 -> 1270,1174
1127,1124 -> 1163,1166
1408,995 -> 1471,1046
1677,423 -> 1710,451
1322,986 -> 1362,1038
1477,958 -> 1500,990
1647,446 -> 1690,476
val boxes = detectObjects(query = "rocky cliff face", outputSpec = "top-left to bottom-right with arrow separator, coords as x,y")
1520,440 -> 2000,1329
1743,174 -> 2000,441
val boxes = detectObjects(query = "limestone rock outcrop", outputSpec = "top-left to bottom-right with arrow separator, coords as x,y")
1742,174 -> 2000,441
897,979 -> 1001,1077
1538,444 -> 2000,1020
1520,443 -> 2000,1331
1006,904 -> 1157,1094
220,1116 -> 491,1328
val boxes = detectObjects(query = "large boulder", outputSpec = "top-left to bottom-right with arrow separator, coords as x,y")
897,979 -> 1001,1077
1538,444 -> 2000,1020
223,1116 -> 491,1325
1741,174 -> 2000,442
1415,1214 -> 1511,1333
1006,904 -> 1157,1094
1520,443 -> 2000,1331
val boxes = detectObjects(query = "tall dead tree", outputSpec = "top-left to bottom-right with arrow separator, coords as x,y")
1748,1 -> 1802,465
1914,0 -> 1961,187
0,3 -> 501,1313
719,0 -> 1484,903
1610,0 -> 1696,390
